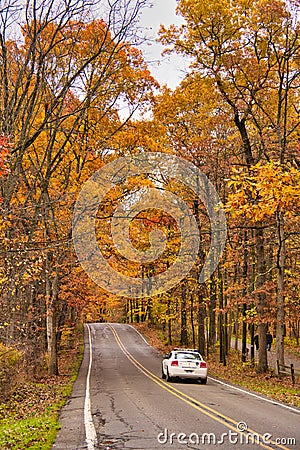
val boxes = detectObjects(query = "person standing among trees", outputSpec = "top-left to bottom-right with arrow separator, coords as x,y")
266,331 -> 273,351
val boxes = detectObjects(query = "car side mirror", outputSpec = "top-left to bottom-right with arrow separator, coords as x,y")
163,353 -> 170,359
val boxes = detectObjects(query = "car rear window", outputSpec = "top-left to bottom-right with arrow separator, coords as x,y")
175,352 -> 201,360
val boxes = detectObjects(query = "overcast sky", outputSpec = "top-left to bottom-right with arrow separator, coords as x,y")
138,0 -> 189,89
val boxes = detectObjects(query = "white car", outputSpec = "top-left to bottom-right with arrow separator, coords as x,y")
162,348 -> 208,384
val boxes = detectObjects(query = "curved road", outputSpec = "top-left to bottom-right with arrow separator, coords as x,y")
53,323 -> 300,449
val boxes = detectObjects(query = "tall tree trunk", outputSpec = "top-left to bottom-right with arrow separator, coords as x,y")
242,304 -> 247,362
250,323 -> 255,365
167,296 -> 172,345
190,290 -> 196,348
46,260 -> 59,376
242,232 -> 249,362
276,209 -> 286,367
180,283 -> 188,346
224,270 -> 229,356
193,197 -> 207,355
130,299 -> 134,323
197,290 -> 206,355
208,274 -> 217,348
235,304 -> 239,351
218,269 -> 226,365
135,299 -> 140,323
255,227 -> 268,373
47,307 -> 58,376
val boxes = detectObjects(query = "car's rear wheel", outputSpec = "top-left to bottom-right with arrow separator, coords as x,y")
166,370 -> 173,382
200,377 -> 207,385
161,367 -> 166,379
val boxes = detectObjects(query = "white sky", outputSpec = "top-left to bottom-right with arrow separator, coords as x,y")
138,0 -> 189,89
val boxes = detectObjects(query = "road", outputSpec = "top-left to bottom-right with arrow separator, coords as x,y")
52,323 -> 300,449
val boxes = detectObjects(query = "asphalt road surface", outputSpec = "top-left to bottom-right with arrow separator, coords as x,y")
52,323 -> 300,450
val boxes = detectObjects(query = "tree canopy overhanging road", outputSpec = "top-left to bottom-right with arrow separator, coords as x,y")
1,0 -> 300,381
53,324 -> 300,450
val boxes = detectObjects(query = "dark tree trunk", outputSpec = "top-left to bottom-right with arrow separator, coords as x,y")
180,284 -> 188,346
255,227 -> 268,373
198,287 -> 206,355
208,274 -> 217,348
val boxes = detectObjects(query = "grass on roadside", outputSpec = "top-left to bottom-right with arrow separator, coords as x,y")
0,327 -> 84,450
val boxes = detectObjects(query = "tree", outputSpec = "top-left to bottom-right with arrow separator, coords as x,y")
0,0 -> 156,374
159,0 -> 300,372
226,161 -> 300,367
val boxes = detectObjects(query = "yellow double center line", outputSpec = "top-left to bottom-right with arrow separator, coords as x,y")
109,325 -> 290,450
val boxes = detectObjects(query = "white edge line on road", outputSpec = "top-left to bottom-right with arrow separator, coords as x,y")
129,323 -> 300,414
84,324 -> 97,450
209,376 -> 300,414
128,324 -> 150,346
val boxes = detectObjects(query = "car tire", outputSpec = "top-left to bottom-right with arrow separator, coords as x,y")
166,370 -> 173,382
162,368 -> 166,379
200,377 -> 207,385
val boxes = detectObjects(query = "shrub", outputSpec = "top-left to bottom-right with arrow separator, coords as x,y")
0,344 -> 23,398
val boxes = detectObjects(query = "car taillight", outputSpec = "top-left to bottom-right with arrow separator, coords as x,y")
200,362 -> 207,368
171,361 -> 179,366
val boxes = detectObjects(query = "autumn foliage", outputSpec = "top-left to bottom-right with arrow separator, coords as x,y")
0,0 -> 299,379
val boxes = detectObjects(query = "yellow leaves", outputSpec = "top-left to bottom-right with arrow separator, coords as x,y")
160,0 -> 300,140
226,161 -> 300,222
